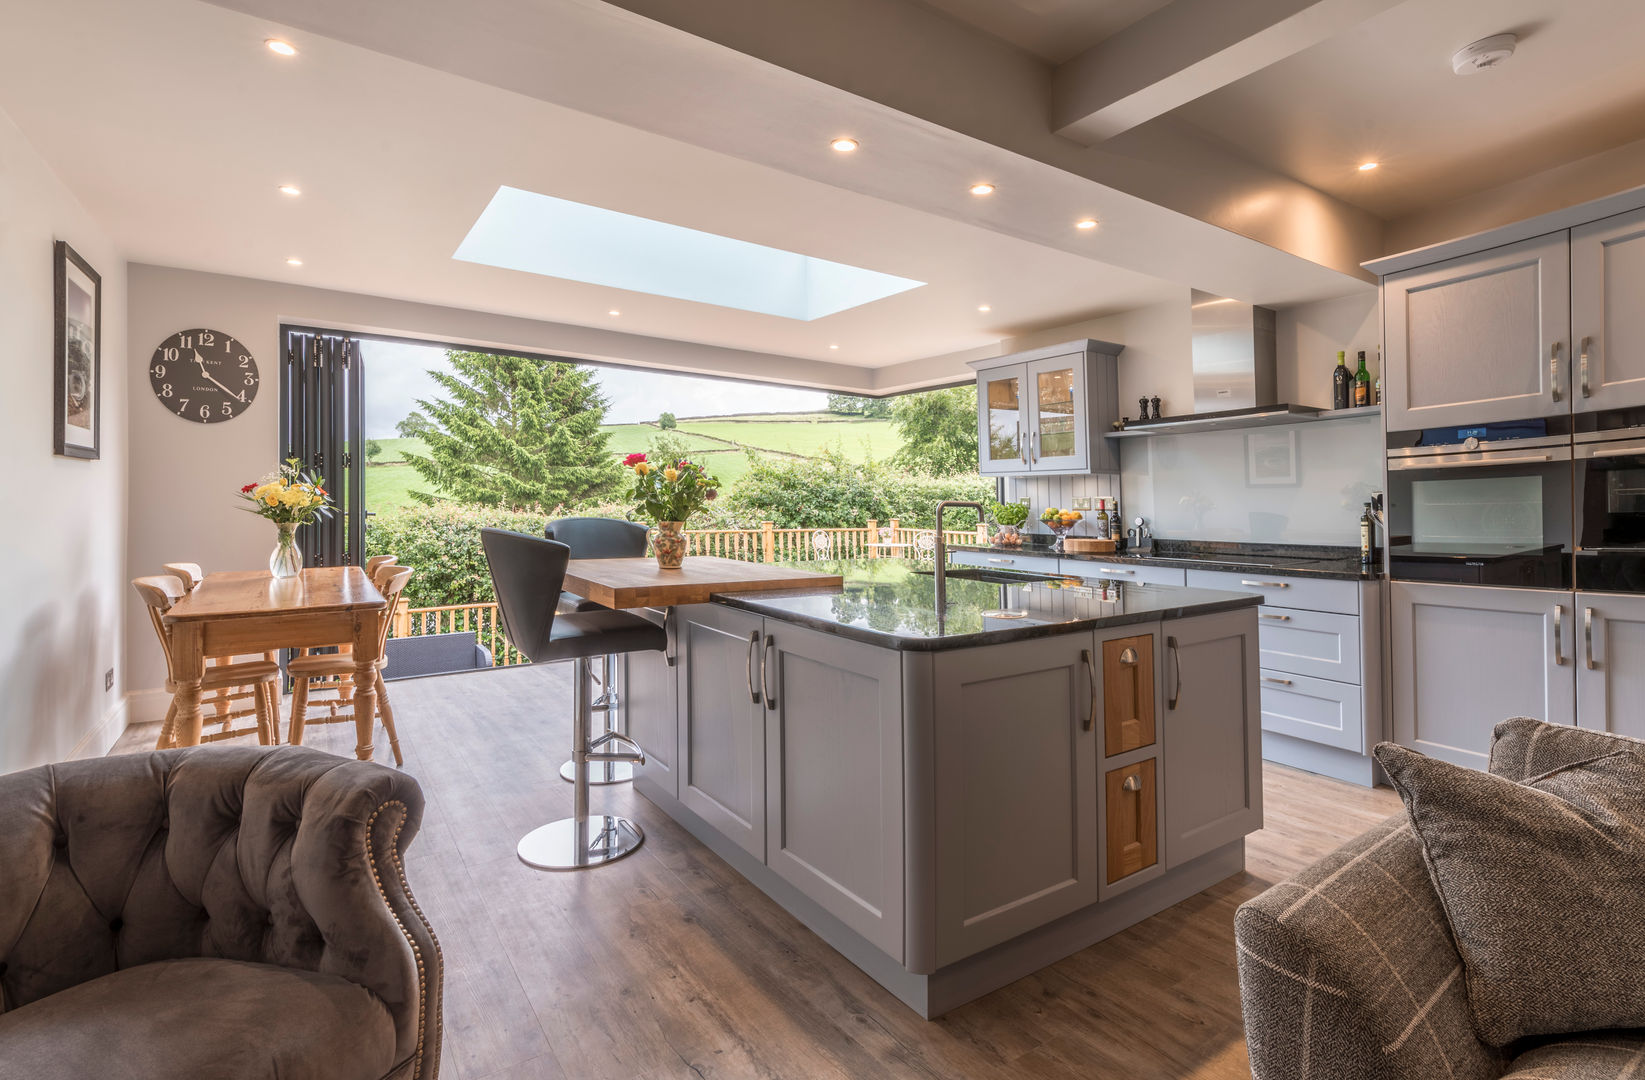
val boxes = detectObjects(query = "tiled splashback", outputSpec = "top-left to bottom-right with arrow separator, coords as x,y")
1001,473 -> 1119,535
1118,414 -> 1382,545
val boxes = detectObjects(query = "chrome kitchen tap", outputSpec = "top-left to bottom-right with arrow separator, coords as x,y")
934,500 -> 986,614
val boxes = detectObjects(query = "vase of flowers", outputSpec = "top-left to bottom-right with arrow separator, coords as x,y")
238,458 -> 335,579
625,452 -> 719,569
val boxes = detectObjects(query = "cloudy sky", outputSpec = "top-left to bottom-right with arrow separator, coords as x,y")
359,339 -> 827,436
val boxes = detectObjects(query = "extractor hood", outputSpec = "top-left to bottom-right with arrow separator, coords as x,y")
1109,291 -> 1330,436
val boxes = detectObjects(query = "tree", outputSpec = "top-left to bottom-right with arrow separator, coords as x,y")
890,385 -> 978,476
658,411 -> 677,429
400,351 -> 625,510
826,393 -> 891,418
396,412 -> 434,439
366,439 -> 383,463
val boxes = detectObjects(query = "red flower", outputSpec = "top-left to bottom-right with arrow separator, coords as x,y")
240,483 -> 257,493
623,452 -> 647,466
706,489 -> 718,501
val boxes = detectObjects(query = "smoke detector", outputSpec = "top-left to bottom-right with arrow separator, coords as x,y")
1452,33 -> 1517,74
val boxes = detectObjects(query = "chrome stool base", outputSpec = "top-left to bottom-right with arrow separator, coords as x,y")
560,651 -> 631,785
516,815 -> 643,871
560,759 -> 634,785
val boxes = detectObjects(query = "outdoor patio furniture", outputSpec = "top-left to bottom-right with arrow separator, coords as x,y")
382,632 -> 493,679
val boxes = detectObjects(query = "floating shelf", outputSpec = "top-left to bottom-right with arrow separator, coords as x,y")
1106,404 -> 1380,438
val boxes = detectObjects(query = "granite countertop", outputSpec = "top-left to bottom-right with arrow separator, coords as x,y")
949,537 -> 1377,581
711,558 -> 1258,651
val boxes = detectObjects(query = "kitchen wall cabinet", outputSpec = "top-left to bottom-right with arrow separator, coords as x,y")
762,622 -> 905,958
1573,207 -> 1645,416
625,610 -> 677,799
1382,231 -> 1570,432
1390,582 -> 1575,769
675,603 -> 767,860
969,340 -> 1122,477
1574,592 -> 1645,741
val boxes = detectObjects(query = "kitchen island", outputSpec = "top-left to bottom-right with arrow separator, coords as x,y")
620,558 -> 1262,1017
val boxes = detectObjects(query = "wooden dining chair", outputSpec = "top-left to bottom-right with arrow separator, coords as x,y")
161,562 -> 204,591
133,575 -> 282,749
365,554 -> 397,581
287,566 -> 414,765
162,560 -> 283,740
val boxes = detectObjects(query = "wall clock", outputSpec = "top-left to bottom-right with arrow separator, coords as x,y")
149,328 -> 258,423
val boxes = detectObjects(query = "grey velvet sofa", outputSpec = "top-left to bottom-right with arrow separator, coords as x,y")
1236,725 -> 1644,1080
0,746 -> 441,1080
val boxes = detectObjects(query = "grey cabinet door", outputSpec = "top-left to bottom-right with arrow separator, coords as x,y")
1575,592 -> 1645,741
977,363 -> 1029,476
1161,609 -> 1262,868
763,623 -> 904,959
1383,231 -> 1570,432
930,634 -> 1098,966
625,610 -> 678,800
1390,583 -> 1575,769
1573,208 -> 1645,414
1025,353 -> 1088,473
675,603 -> 766,860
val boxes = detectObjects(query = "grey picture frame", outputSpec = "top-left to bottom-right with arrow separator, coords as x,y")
54,240 -> 101,460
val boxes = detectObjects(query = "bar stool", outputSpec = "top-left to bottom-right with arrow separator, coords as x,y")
543,516 -> 649,786
481,528 -> 664,870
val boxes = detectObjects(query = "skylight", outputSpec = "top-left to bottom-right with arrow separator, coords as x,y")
453,186 -> 924,321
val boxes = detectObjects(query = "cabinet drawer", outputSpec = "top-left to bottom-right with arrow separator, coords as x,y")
948,550 -> 1062,576
1256,607 -> 1362,683
1185,569 -> 1359,615
1103,634 -> 1156,756
1064,560 -> 1187,587
1104,760 -> 1158,884
1259,669 -> 1364,753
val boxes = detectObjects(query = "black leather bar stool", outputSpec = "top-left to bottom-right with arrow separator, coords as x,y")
544,516 -> 650,786
482,528 -> 664,870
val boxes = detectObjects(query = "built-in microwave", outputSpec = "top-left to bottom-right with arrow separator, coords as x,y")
1575,429 -> 1645,592
1386,426 -> 1573,589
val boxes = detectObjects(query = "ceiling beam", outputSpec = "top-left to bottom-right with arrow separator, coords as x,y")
1052,0 -> 1402,144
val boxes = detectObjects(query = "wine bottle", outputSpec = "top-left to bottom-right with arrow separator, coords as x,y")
1354,350 -> 1371,407
1332,351 -> 1351,410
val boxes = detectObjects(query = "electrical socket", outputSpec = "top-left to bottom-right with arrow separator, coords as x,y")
104,668 -> 114,692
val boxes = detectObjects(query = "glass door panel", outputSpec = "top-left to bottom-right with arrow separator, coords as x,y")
980,366 -> 1026,474
1026,354 -> 1087,471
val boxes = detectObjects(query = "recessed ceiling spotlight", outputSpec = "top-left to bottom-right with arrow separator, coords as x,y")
1452,33 -> 1516,75
1075,218 -> 1098,230
830,137 -> 860,153
278,184 -> 301,196
285,257 -> 302,266
970,183 -> 996,196
265,39 -> 297,56
608,309 -> 621,316
1357,162 -> 1379,172
828,343 -> 840,349
977,304 -> 991,312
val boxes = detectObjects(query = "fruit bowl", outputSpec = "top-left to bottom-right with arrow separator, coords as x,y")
1039,507 -> 1083,551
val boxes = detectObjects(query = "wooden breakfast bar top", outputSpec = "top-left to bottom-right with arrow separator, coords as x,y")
562,555 -> 843,609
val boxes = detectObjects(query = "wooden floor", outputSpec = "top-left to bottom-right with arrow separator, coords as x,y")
112,665 -> 1399,1080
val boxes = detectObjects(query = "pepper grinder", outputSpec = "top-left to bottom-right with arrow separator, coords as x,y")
1150,395 -> 1162,420
1138,396 -> 1150,422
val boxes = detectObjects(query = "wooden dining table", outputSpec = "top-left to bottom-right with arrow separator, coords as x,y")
163,566 -> 387,758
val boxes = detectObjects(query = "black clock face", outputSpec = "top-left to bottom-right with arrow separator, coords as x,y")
149,328 -> 258,423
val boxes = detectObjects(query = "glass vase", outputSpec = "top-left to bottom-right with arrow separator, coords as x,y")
269,522 -> 303,579
653,521 -> 686,569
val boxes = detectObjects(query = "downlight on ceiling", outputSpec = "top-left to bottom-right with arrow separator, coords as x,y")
455,186 -> 924,320
1075,218 -> 1098,230
1358,162 -> 1379,172
1452,34 -> 1516,75
830,137 -> 860,153
969,183 -> 995,196
265,39 -> 297,56
278,184 -> 301,195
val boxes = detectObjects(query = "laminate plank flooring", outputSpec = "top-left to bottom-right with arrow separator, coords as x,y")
111,664 -> 1400,1080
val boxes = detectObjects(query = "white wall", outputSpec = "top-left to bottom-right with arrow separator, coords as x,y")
0,108 -> 128,771
1275,291 -> 1381,410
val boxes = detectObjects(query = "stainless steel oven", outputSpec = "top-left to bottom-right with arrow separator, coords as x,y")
1386,431 -> 1573,588
1575,428 -> 1645,592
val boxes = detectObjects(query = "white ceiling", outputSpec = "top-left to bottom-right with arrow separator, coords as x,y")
913,0 -> 1173,63
1167,0 -> 1645,220
0,0 -> 1189,371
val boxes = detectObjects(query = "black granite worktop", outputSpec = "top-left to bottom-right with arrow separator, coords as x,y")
949,536 -> 1376,581
711,558 -> 1257,651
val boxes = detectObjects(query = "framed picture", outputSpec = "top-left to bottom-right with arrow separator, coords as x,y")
54,240 -> 101,460
1245,429 -> 1298,486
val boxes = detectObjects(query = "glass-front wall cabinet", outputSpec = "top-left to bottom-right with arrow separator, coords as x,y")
971,341 -> 1120,477
979,365 -> 1027,475
1029,356 -> 1085,469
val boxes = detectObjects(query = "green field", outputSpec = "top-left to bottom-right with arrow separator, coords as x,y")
599,424 -> 727,456
675,418 -> 898,459
364,437 -> 428,464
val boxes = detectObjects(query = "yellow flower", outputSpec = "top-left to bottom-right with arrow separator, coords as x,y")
263,492 -> 280,507
663,467 -> 678,482
634,461 -> 651,476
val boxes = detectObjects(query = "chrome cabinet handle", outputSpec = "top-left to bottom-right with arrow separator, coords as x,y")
1551,342 -> 1564,402
1241,580 -> 1289,588
988,557 -> 1015,564
1030,430 -> 1039,463
1167,635 -> 1181,710
1081,648 -> 1098,732
1122,774 -> 1142,793
1118,646 -> 1138,665
762,636 -> 777,710
1017,421 -> 1027,465
1585,607 -> 1599,671
1259,613 -> 1291,621
663,608 -> 676,667
1581,336 -> 1593,398
1553,604 -> 1565,666
746,630 -> 761,703
1262,675 -> 1294,686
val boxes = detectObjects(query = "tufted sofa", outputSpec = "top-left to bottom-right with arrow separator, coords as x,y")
0,746 -> 441,1080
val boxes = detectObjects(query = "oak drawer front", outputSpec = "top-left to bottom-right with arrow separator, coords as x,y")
1256,607 -> 1362,683
1064,561 -> 1187,587
948,550 -> 1062,576
1184,569 -> 1358,615
1259,669 -> 1364,753
1104,760 -> 1158,884
1102,634 -> 1156,757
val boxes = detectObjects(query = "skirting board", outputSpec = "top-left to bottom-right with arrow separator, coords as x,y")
125,687 -> 172,727
634,775 -> 1245,1019
1263,731 -> 1383,787
70,694 -> 131,760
